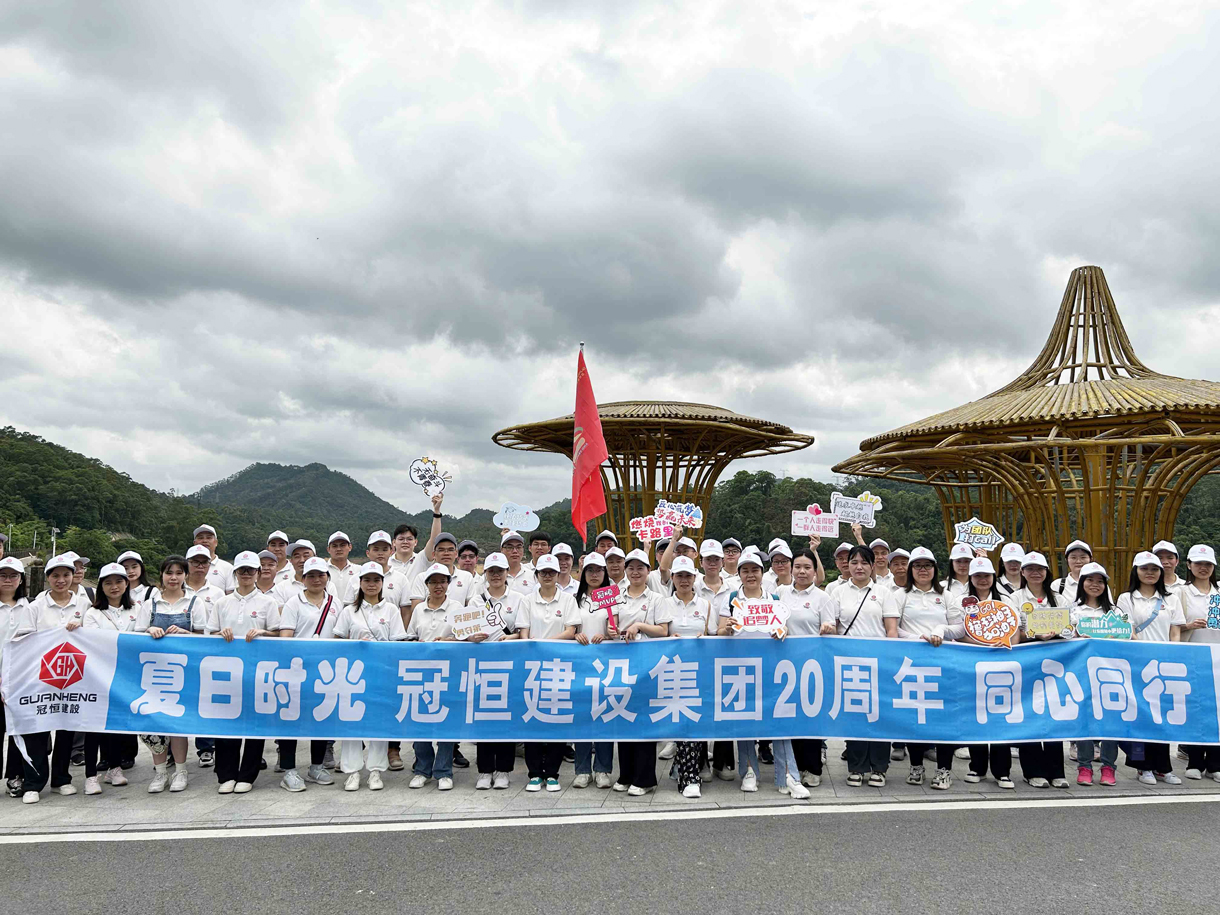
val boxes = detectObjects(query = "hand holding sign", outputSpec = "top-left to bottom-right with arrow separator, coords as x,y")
730,597 -> 789,635
654,499 -> 703,529
962,598 -> 1020,648
830,491 -> 881,529
409,457 -> 453,497
1208,594 -> 1220,630
953,516 -> 1005,551
591,585 -> 621,633
493,501 -> 540,532
1076,610 -> 1133,640
630,515 -> 674,543
792,503 -> 840,537
1022,603 -> 1073,639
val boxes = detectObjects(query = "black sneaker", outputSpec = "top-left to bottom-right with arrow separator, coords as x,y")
198,750 -> 215,768
70,753 -> 86,767
120,758 -> 136,770
757,741 -> 774,765
259,757 -> 268,770
563,744 -> 576,763
452,747 -> 470,769
6,777 -> 23,798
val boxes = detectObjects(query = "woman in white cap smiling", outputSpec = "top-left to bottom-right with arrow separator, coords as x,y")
1117,551 -> 1185,786
551,543 -> 578,595
0,556 -> 28,798
276,556 -> 338,792
659,554 -> 714,797
207,551 -> 279,794
468,552 -> 525,790
570,552 -> 618,789
1178,544 -> 1220,779
1151,540 -> 1185,595
1067,561 -> 1121,787
868,539 -> 893,588
942,544 -> 974,596
887,549 -> 910,590
332,561 -> 407,792
406,563 -> 461,790
764,541 -> 794,592
1051,540 -> 1093,601
118,550 -> 157,603
997,543 -> 1026,595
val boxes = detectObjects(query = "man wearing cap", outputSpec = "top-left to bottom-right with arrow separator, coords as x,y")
456,540 -> 480,577
272,540 -> 337,607
869,539 -> 893,589
394,492 -> 450,579
266,531 -> 292,579
825,543 -> 853,594
551,543 -> 578,595
408,533 -> 475,611
70,554 -> 95,603
525,531 -> 551,572
998,543 -> 1026,595
593,530 -> 618,555
887,549 -> 911,589
192,524 -> 235,594
605,546 -> 627,590
721,538 -> 743,583
326,532 -> 361,604
1152,540 -> 1186,595
256,550 -> 281,594
1051,540 -> 1093,602
494,531 -> 536,595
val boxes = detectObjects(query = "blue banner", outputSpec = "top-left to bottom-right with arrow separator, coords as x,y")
6,630 -> 1220,744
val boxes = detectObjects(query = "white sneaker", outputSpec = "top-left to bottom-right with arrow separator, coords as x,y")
476,773 -> 493,790
305,765 -> 333,786
344,773 -> 361,792
22,790 -> 39,804
997,776 -> 1015,789
84,776 -> 102,796
954,747 -> 971,760
627,784 -> 653,796
148,768 -> 169,793
234,782 -> 253,794
1138,770 -> 1156,785
572,773 -> 591,788
280,769 -> 306,792
1185,768 -> 1203,780
784,774 -> 811,799
169,769 -> 188,792
493,773 -> 510,790
438,777 -> 453,791
1212,771 -> 1220,784
907,765 -> 925,785
105,767 -> 127,787
741,771 -> 758,792
682,783 -> 701,798
1068,743 -> 1078,761
217,780 -> 237,795
1159,772 -> 1183,786
367,771 -> 383,791
699,765 -> 712,783
658,741 -> 677,760
963,771 -> 982,783
1027,777 -> 1050,788
595,772 -> 613,789
612,781 -> 629,792
57,784 -> 77,796
409,774 -> 428,788
930,768 -> 952,791
801,770 -> 821,788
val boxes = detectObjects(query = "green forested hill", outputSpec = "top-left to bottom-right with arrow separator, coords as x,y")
194,462 -> 404,522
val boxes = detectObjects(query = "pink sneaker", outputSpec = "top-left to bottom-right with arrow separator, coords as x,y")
1077,766 -> 1093,786
1099,765 -> 1116,786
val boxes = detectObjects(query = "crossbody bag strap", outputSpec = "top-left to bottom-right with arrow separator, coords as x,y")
313,595 -> 334,636
842,587 -> 871,636
1133,597 -> 1164,635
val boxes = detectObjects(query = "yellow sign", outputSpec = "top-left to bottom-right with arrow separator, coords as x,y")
1022,603 -> 1073,638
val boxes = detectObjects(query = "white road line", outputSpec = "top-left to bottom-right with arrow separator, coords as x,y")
3,793 -> 1217,846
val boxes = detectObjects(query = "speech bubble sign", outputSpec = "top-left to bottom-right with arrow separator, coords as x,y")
953,516 -> 1005,551
830,492 -> 879,528
962,598 -> 1021,648
792,504 -> 840,537
448,601 -> 502,641
591,584 -> 621,633
493,501 -> 540,532
1076,610 -> 1133,640
1022,603 -> 1073,639
408,456 -> 453,497
629,515 -> 674,543
654,499 -> 704,529
730,597 -> 790,635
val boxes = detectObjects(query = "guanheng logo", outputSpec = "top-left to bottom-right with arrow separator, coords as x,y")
39,642 -> 87,689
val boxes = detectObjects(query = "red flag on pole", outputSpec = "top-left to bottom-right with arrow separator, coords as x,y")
571,346 -> 608,545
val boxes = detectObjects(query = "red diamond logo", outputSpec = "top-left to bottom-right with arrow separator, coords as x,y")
40,642 -> 86,689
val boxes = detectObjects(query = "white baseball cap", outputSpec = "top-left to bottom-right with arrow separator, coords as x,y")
582,551 -> 607,568
595,529 -> 618,544
888,548 -> 910,563
98,562 -> 127,581
1188,544 -> 1217,565
290,539 -> 317,555
327,531 -> 351,546
1021,551 -> 1050,569
1079,561 -> 1109,580
233,551 -> 260,571
302,557 -> 330,575
769,542 -> 793,560
700,540 -> 724,558
606,546 -> 626,560
909,547 -> 936,563
1000,543 -> 1026,563
834,542 -> 852,556
367,530 -> 392,547
1152,540 -> 1178,556
186,544 -> 212,560
483,552 -> 510,571
968,557 -> 996,576
117,550 -> 143,565
552,543 -> 573,557
267,530 -> 290,543
1065,539 -> 1092,557
624,548 -> 651,568
949,543 -> 974,561
868,538 -> 889,551
767,538 -> 785,551
671,556 -> 697,575
60,551 -> 80,564
423,561 -> 454,580
738,551 -> 765,569
358,561 -> 385,578
1132,550 -> 1161,568
677,536 -> 697,551
0,556 -> 24,573
535,554 -> 560,573
45,554 -> 75,573
193,524 -> 217,538
501,530 -> 524,546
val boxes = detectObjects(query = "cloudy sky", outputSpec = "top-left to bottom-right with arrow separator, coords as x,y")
3,1 -> 1219,515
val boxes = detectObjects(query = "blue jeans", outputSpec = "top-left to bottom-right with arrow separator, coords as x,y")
1076,740 -> 1118,768
413,741 -> 454,779
736,739 -> 759,778
574,741 -> 613,775
771,739 -> 798,787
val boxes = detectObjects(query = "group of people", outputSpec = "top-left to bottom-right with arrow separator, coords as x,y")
1,496 -> 1218,806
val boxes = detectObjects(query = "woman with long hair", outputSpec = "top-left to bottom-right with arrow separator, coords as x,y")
1069,562 -> 1120,786
571,552 -> 617,789
1178,545 -> 1220,780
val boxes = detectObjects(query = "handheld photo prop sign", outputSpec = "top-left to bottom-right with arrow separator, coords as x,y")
830,491 -> 881,528
1076,610 -> 1133,640
591,584 -> 621,633
1022,603 -> 1074,639
449,600 -> 502,641
409,457 -> 453,497
962,598 -> 1020,648
953,516 -> 1005,551
654,499 -> 704,529
629,515 -> 674,543
493,501 -> 540,532
1208,594 -> 1220,630
791,504 -> 840,537
731,597 -> 790,635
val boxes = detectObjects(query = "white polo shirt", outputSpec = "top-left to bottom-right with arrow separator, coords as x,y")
409,566 -> 475,607
829,580 -> 893,639
519,589 -> 579,640
390,552 -> 430,582
208,589 -> 280,637
272,575 -> 338,607
1115,589 -> 1185,642
26,589 -> 90,630
326,561 -> 362,604
185,581 -> 226,631
83,604 -> 144,632
694,575 -> 733,634
335,598 -> 408,642
777,584 -> 836,636
405,599 -> 458,642
884,586 -> 962,641
466,588 -> 528,640
1180,582 -> 1220,643
1050,575 -> 1082,603
661,594 -> 711,639
278,592 -> 339,639
207,556 -> 235,593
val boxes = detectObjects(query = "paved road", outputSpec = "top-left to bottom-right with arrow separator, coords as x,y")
4,800 -> 1217,914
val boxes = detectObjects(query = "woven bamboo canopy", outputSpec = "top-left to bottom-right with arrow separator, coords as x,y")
833,265 -> 1220,574
494,401 -> 813,549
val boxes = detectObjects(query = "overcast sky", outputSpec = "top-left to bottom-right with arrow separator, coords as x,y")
3,1 -> 1219,516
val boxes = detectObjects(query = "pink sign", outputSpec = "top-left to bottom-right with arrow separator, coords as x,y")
629,515 -> 674,542
592,584 -> 621,632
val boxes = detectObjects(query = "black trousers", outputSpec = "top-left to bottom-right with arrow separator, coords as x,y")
907,743 -> 958,770
616,741 -> 657,789
216,738 -> 265,784
792,739 -> 824,775
21,730 -> 75,792
968,744 -> 1011,778
1019,741 -> 1065,781
712,740 -> 735,770
0,702 -> 22,780
845,740 -> 890,775
83,732 -> 124,778
524,742 -> 564,779
104,733 -> 139,767
1186,745 -> 1220,773
278,739 -> 326,770
476,742 -> 516,774
1123,741 -> 1172,772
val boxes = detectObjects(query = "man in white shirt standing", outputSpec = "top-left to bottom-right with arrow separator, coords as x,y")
1051,540 -> 1093,602
409,534 -> 475,610
456,540 -> 480,577
497,531 -> 536,594
364,529 -> 414,772
869,539 -> 893,589
193,524 -> 235,593
525,531 -> 551,571
266,530 -> 292,578
391,492 -> 447,580
325,531 -> 361,604
593,530 -> 618,555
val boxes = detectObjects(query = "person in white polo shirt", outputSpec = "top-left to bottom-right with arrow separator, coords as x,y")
571,552 -> 619,789
191,524 -> 234,593
276,557 -> 339,792
869,539 -> 893,588
496,531 -> 536,594
117,550 -> 157,604
1152,540 -> 1185,595
943,543 -> 973,596
605,546 -> 627,590
825,542 -> 853,594
0,556 -> 27,797
887,548 -> 910,590
389,523 -> 428,580
658,555 -> 713,798
207,551 -> 278,794
266,530 -> 292,578
525,531 -> 551,571
763,541 -> 794,592
998,543 -> 1026,595
184,545 -> 226,768
409,533 -> 474,611
333,561 -> 408,792
326,531 -> 361,604
406,563 -> 461,791
552,543 -> 578,594
456,540 -> 480,577
517,554 -> 578,792
694,538 -> 736,780
273,540 -> 337,606
364,529 -> 415,772
1179,544 -> 1220,779
721,538 -> 743,583
593,530 -> 618,555
1051,540 -> 1093,602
